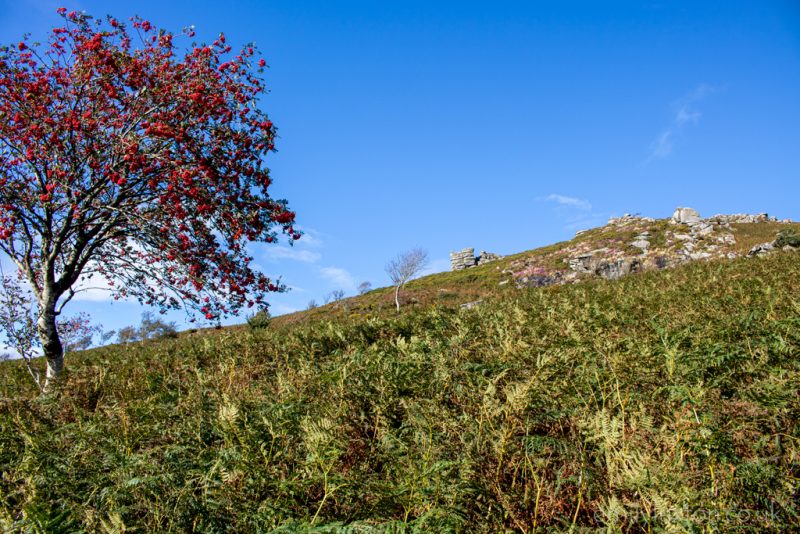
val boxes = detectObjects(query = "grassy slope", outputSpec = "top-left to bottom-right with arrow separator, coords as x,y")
1,245 -> 799,531
272,221 -> 800,328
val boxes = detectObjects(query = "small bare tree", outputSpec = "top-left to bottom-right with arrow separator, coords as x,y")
0,266 -> 105,390
385,249 -> 428,312
0,270 -> 41,388
357,281 -> 373,295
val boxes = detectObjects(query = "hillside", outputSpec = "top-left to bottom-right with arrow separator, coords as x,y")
273,209 -> 800,327
1,214 -> 799,532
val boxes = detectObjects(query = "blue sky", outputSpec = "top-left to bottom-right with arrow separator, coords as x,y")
1,0 -> 799,335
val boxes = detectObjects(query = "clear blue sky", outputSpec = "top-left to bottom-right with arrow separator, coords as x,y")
1,0 -> 799,333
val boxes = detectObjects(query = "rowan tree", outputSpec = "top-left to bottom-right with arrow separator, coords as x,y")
0,10 -> 299,388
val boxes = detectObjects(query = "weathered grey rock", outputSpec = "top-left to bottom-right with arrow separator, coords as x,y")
782,245 -> 797,252
594,259 -> 641,280
688,252 -> 712,261
516,272 -> 563,288
644,255 -> 671,270
477,251 -> 503,265
450,248 -> 503,270
748,242 -> 775,257
607,214 -> 652,226
630,239 -> 650,251
716,233 -> 736,245
710,213 -> 773,224
674,233 -> 692,241
460,300 -> 484,310
671,207 -> 701,224
450,248 -> 476,270
568,254 -> 595,273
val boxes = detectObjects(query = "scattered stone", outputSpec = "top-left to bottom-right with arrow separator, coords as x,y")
516,271 -> 563,288
460,300 -> 484,310
710,213 -> 776,224
693,223 -> 714,236
748,243 -> 775,257
782,245 -> 797,252
607,214 -> 649,225
487,206 -> 791,294
478,251 -> 502,264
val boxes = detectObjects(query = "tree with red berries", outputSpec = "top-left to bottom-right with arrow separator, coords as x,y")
0,10 -> 299,388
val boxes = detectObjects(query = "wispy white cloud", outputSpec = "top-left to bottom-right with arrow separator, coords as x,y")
285,284 -> 307,293
543,194 -> 592,211
319,266 -> 357,291
563,213 -> 609,232
538,194 -> 608,233
263,247 -> 321,263
648,84 -> 716,161
294,226 -> 324,248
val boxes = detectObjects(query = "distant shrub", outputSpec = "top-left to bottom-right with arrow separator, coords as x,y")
246,309 -> 272,330
117,312 -> 178,343
116,326 -> 139,344
358,281 -> 372,295
307,300 -> 318,310
139,312 -> 178,340
775,229 -> 800,248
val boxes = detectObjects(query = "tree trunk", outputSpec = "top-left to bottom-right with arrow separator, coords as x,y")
394,284 -> 401,312
37,301 -> 64,391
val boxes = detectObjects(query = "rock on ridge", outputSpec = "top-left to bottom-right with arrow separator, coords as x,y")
450,248 -> 503,271
508,205 -> 796,289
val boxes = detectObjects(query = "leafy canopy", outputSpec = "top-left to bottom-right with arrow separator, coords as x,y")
0,9 -> 298,321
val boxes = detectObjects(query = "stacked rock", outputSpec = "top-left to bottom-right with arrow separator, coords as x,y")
450,248 -> 477,270
450,248 -> 504,270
